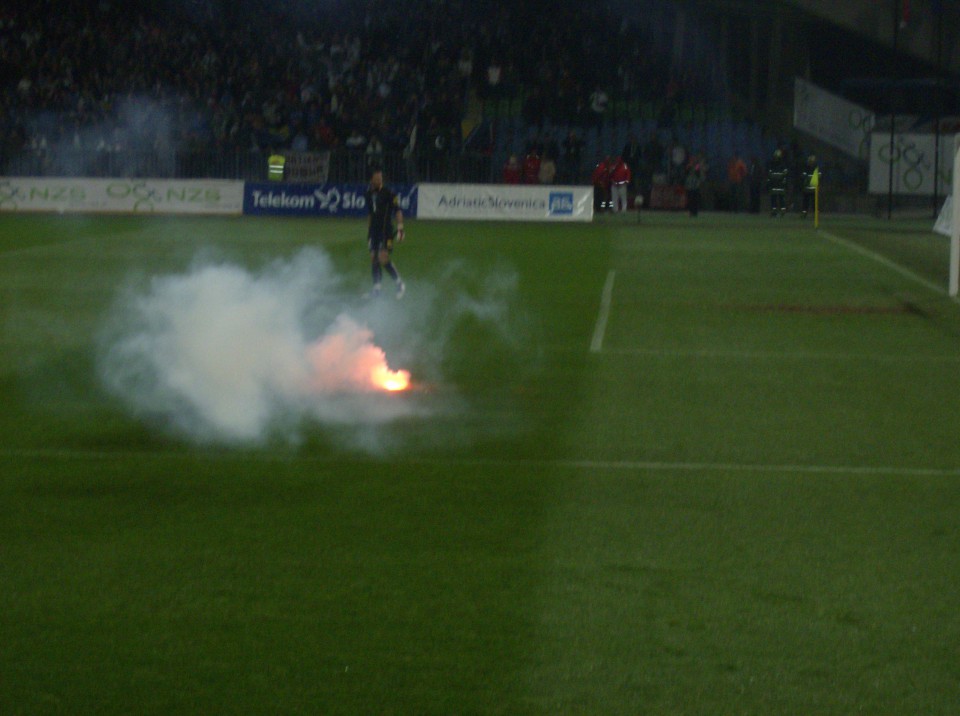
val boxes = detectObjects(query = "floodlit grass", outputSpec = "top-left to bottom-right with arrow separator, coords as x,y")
1,211 -> 959,714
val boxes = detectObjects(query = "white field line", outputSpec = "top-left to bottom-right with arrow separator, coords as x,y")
546,344 -> 960,362
819,229 -> 959,303
2,447 -> 959,478
590,270 -> 616,353
592,347 -> 960,363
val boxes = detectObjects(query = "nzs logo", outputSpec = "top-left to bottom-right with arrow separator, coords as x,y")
549,192 -> 574,215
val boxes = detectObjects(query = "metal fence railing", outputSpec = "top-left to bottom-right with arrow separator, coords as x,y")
0,148 -> 497,184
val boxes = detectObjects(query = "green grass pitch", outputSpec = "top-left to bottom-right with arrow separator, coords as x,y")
1,211 -> 959,714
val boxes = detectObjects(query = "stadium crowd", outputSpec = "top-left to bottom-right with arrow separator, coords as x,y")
0,0 -> 461,158
0,0 -> 714,174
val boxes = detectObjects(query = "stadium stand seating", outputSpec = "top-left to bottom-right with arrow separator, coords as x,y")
0,0 -> 775,184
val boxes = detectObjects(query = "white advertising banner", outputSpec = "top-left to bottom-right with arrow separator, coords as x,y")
868,133 -> 955,196
0,178 -> 244,215
417,183 -> 593,222
794,77 -> 875,159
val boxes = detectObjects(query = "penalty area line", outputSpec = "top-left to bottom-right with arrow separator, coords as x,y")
590,270 -> 616,353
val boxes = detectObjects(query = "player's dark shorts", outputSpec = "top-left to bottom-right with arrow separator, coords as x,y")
368,232 -> 393,254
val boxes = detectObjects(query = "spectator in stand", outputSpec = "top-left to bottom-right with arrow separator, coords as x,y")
669,139 -> 687,184
621,133 -> 642,193
592,156 -> 611,213
313,116 -> 337,149
485,58 -> 502,99
291,123 -> 310,152
402,119 -> 418,183
522,147 -> 541,185
424,117 -> 449,181
685,153 -> 707,217
538,153 -> 557,184
643,132 -> 664,176
570,92 -> 588,130
502,154 -> 522,184
343,126 -> 366,177
523,87 -> 546,131
366,135 -> 384,169
561,130 -> 584,183
542,132 -> 560,166
609,156 -> 631,213
640,131 -> 664,204
589,86 -> 609,134
457,48 -> 474,98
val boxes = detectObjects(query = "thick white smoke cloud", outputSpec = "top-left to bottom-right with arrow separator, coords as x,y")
98,248 -> 424,446
97,247 -> 528,450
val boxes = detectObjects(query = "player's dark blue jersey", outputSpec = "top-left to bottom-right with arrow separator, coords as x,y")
366,186 -> 399,239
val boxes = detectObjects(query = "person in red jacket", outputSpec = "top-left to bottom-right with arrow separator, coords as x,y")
502,154 -> 522,184
592,156 -> 611,212
609,156 -> 631,213
522,149 -> 541,184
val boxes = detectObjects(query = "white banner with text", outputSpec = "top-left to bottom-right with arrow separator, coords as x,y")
868,133 -> 955,196
417,184 -> 593,222
794,78 -> 875,160
0,178 -> 244,215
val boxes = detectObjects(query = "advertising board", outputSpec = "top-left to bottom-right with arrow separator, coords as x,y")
0,178 -> 244,214
416,184 -> 593,222
243,183 -> 417,217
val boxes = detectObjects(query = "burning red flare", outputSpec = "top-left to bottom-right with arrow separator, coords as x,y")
305,317 -> 411,394
371,364 -> 411,392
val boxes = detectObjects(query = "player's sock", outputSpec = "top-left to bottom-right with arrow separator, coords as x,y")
372,262 -> 382,285
384,262 -> 399,282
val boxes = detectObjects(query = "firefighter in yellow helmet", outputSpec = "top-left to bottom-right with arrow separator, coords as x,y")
767,149 -> 788,217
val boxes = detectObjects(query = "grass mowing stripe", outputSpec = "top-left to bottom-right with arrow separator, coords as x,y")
2,448 -> 957,477
589,269 -> 616,353
820,229 -> 958,302
0,234 -> 99,258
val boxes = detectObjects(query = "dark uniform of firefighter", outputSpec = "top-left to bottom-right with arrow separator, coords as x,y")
767,149 -> 788,218
800,155 -> 819,219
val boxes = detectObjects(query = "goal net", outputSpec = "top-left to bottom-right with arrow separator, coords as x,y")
933,134 -> 960,297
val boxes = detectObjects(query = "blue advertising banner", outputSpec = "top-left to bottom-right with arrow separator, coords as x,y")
243,183 -> 418,218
